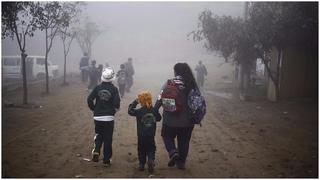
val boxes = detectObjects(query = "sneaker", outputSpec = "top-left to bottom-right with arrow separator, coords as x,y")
138,164 -> 145,171
92,152 -> 99,162
168,153 -> 179,167
147,160 -> 155,174
103,159 -> 111,167
176,162 -> 185,170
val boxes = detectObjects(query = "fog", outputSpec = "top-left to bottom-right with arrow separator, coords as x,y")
2,2 -> 245,84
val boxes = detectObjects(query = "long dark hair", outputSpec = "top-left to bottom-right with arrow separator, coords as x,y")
174,63 -> 198,94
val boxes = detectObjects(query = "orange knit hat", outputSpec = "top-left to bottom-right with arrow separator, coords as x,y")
137,91 -> 152,108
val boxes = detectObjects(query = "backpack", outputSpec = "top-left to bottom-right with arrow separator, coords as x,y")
118,71 -> 127,85
187,88 -> 206,126
161,80 -> 182,113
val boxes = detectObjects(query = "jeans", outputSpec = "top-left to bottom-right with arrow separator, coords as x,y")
138,135 -> 156,165
93,120 -> 114,161
161,124 -> 194,164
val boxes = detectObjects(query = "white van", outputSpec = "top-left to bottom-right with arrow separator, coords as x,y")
2,55 -> 59,80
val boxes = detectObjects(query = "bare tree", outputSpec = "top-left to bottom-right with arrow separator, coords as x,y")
33,2 -> 69,93
59,2 -> 82,85
2,2 -> 38,104
75,17 -> 104,58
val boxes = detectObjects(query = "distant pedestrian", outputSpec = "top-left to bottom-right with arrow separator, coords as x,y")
128,91 -> 161,173
87,67 -> 120,167
124,57 -> 135,92
88,60 -> 99,91
116,64 -> 128,98
80,52 -> 89,82
154,62 -> 199,170
194,61 -> 207,89
97,64 -> 103,83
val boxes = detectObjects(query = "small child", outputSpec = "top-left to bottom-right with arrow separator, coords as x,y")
128,91 -> 161,173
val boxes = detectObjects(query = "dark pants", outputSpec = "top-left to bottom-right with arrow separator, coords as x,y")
118,83 -> 126,97
81,69 -> 88,82
93,121 -> 114,161
88,78 -> 98,90
138,135 -> 156,165
126,76 -> 133,92
161,125 -> 194,164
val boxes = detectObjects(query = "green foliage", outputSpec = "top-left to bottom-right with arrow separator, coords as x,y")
249,2 -> 318,53
2,2 -> 37,46
193,2 -> 318,63
193,10 -> 256,63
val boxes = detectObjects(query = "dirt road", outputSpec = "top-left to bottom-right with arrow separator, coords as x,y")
2,73 -> 318,178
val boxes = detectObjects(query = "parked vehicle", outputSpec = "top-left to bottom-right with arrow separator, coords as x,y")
2,55 -> 59,80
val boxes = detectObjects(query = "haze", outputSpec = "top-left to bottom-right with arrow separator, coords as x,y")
2,2 -> 245,85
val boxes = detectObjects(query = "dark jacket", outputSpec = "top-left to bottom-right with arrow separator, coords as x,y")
124,62 -> 135,76
154,76 -> 194,128
195,64 -> 207,79
80,56 -> 89,68
87,82 -> 120,116
88,65 -> 100,81
116,69 -> 128,85
128,100 -> 161,137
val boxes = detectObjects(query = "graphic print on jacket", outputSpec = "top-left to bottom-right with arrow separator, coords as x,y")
141,113 -> 156,128
98,90 -> 112,101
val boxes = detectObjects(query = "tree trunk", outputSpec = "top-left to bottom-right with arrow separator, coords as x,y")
21,52 -> 28,104
239,62 -> 251,93
239,65 -> 244,91
45,29 -> 49,93
63,54 -> 67,85
45,52 -> 49,93
259,51 -> 280,101
275,48 -> 282,101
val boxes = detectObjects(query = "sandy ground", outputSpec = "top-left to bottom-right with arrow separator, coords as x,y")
2,70 -> 318,178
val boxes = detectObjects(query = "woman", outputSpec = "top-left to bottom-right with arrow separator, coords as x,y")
154,62 -> 198,170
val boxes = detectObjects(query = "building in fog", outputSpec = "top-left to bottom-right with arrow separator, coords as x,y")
267,47 -> 318,101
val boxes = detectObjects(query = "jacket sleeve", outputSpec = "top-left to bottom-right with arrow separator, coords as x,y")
113,87 -> 121,110
87,87 -> 97,111
153,108 -> 162,122
154,81 -> 167,111
128,100 -> 139,116
154,99 -> 162,111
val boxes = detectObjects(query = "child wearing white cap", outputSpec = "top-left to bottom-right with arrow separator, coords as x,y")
87,67 -> 120,166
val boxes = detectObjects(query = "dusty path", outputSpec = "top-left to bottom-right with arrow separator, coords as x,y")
2,73 -> 318,178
